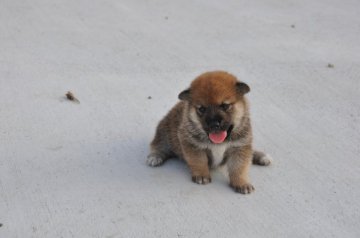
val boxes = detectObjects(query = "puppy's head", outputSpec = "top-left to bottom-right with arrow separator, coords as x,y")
179,71 -> 250,144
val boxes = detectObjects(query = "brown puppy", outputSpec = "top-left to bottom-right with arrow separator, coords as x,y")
147,71 -> 271,194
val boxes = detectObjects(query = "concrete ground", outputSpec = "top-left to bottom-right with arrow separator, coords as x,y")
1,0 -> 359,237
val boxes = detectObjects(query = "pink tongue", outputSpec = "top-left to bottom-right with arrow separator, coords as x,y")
209,131 -> 227,144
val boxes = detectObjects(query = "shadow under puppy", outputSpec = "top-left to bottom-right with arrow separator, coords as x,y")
147,71 -> 271,194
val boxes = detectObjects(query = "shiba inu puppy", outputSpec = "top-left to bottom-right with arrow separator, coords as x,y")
147,71 -> 271,194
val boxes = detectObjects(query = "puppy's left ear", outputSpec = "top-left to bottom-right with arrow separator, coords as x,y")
178,89 -> 191,101
236,82 -> 250,95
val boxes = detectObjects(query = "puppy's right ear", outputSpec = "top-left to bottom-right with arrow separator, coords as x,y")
236,82 -> 250,95
178,89 -> 191,101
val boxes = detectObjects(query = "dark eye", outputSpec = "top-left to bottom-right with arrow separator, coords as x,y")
197,106 -> 206,114
220,103 -> 231,111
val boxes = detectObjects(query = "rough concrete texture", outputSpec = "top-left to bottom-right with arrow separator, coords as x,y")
1,0 -> 359,237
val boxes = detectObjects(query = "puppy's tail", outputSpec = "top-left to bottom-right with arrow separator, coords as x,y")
252,150 -> 272,166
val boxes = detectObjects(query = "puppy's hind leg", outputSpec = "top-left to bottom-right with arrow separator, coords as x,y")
146,130 -> 173,167
252,150 -> 272,166
147,145 -> 172,167
147,153 -> 166,167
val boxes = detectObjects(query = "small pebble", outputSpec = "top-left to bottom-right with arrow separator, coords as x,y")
327,63 -> 334,68
0,223 -> 3,227
291,24 -> 295,28
148,96 -> 152,99
65,91 -> 80,103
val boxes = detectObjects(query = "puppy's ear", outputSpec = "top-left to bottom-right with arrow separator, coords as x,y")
178,89 -> 191,101
236,82 -> 250,95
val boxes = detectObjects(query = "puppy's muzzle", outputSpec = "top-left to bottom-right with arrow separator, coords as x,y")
209,120 -> 221,130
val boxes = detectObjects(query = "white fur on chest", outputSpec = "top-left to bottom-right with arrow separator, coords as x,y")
209,143 -> 229,168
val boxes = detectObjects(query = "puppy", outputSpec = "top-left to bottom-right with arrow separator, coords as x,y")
147,71 -> 271,194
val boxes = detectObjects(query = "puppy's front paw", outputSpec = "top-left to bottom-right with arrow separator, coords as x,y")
232,183 -> 255,194
192,175 -> 211,185
146,155 -> 164,167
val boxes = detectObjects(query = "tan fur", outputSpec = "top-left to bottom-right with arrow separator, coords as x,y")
147,71 -> 271,194
190,71 -> 239,105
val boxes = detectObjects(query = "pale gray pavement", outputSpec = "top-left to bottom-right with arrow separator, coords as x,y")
1,0 -> 360,237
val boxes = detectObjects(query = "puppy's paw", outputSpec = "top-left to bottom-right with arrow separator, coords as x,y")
146,155 -> 165,167
192,175 -> 211,185
257,154 -> 272,166
232,183 -> 255,194
253,153 -> 272,166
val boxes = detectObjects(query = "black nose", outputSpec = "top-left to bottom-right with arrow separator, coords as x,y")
209,120 -> 221,130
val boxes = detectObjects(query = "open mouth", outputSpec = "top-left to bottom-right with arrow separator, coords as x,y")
227,125 -> 234,138
208,125 -> 233,144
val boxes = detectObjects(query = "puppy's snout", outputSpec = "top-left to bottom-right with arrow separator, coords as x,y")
205,110 -> 224,132
208,119 -> 221,130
